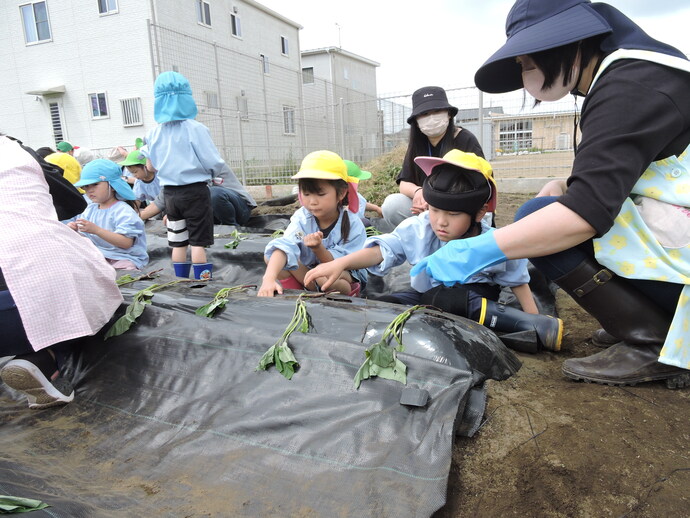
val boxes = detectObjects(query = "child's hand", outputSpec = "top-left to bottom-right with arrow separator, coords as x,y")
257,279 -> 283,298
303,231 -> 324,249
304,259 -> 345,292
67,221 -> 79,231
373,204 -> 383,217
75,218 -> 99,235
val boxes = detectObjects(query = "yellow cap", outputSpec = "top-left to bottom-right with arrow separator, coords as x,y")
292,150 -> 351,182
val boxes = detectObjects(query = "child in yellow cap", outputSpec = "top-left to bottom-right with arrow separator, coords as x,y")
258,150 -> 368,297
305,150 -> 563,353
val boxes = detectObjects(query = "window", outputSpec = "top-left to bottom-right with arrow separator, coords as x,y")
205,91 -> 219,109
283,106 -> 295,135
281,36 -> 289,56
20,2 -> 51,44
260,54 -> 269,74
499,120 -> 533,152
196,0 -> 211,26
302,67 -> 314,85
49,102 -> 64,143
98,0 -> 118,15
120,97 -> 143,126
236,96 -> 248,121
230,13 -> 241,37
89,92 -> 109,119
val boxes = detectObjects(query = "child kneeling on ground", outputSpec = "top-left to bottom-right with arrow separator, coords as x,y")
68,159 -> 148,271
258,150 -> 368,297
305,149 -> 563,353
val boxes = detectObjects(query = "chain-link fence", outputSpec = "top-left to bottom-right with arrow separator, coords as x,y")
127,22 -> 579,186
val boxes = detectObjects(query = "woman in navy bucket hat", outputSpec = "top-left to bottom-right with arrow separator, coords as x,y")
413,0 -> 690,388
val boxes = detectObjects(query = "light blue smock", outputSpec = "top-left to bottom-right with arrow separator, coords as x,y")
265,207 -> 368,283
366,212 -> 529,293
75,201 -> 148,269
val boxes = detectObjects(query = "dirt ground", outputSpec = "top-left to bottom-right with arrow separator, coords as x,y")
255,193 -> 690,518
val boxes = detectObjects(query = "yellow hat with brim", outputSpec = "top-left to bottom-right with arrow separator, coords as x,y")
414,149 -> 497,212
292,150 -> 360,214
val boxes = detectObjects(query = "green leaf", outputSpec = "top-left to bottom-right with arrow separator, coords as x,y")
353,359 -> 371,389
365,226 -> 382,237
352,306 -> 423,389
0,495 -> 50,512
256,345 -> 277,371
115,274 -> 137,286
368,342 -> 395,368
256,295 -> 308,379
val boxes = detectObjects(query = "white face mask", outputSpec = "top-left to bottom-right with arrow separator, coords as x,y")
417,112 -> 450,138
523,65 -> 579,102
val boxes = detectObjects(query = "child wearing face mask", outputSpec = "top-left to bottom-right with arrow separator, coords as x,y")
380,86 -> 488,229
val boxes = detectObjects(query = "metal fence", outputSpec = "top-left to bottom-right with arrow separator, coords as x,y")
93,22 -> 579,186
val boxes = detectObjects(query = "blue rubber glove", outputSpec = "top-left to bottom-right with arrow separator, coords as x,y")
410,231 -> 508,285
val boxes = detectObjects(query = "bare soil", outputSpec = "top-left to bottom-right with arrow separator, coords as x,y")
255,193 -> 690,518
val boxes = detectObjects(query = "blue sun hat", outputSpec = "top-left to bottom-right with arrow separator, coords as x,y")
74,159 -> 136,200
154,71 -> 198,123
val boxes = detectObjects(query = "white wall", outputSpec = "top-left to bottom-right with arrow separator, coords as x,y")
0,0 -> 155,150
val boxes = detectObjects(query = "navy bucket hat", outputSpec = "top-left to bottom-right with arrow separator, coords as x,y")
474,0 -> 612,93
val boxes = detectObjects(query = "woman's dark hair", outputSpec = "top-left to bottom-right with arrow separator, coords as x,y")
298,177 -> 351,242
402,115 -> 458,185
530,35 -> 604,91
35,146 -> 56,159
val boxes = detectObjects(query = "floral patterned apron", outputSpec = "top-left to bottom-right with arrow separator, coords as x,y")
592,50 -> 690,369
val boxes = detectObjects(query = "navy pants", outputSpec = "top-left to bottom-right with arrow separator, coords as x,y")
515,196 -> 682,313
210,186 -> 252,226
1,289 -> 79,366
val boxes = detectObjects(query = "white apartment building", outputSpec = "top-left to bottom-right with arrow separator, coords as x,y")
2,0 -> 304,182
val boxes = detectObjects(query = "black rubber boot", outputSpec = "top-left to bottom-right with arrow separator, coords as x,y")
477,299 -> 563,353
554,258 -> 689,388
591,328 -> 619,348
561,343 -> 690,388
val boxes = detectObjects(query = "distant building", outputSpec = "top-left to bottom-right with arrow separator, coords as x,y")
492,111 -> 579,155
300,47 -> 380,162
1,0 -> 303,177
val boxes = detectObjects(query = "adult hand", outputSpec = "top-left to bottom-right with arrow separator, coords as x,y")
304,259 -> 346,291
304,231 -> 324,249
410,231 -> 507,285
67,221 -> 79,231
411,188 -> 428,215
536,179 -> 567,197
257,279 -> 283,297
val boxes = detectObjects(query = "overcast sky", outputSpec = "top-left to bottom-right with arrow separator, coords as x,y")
258,0 -> 690,96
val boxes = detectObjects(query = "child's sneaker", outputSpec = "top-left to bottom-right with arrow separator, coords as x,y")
0,350 -> 74,409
